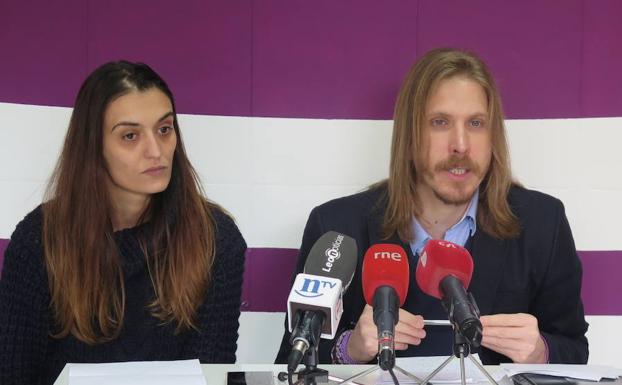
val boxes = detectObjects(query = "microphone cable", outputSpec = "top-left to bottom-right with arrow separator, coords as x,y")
387,366 -> 400,385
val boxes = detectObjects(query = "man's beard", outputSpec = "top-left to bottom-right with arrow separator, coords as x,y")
432,183 -> 476,205
420,154 -> 484,206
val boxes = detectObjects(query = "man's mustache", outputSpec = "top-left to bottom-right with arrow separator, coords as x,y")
434,155 -> 481,175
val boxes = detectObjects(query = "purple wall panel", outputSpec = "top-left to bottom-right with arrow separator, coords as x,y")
582,1 -> 622,117
87,0 -> 252,116
0,0 -> 88,107
579,251 -> 622,316
252,0 -> 419,119
0,1 -> 621,118
417,0 -> 583,119
241,247 -> 298,312
1,240 -> 620,314
241,248 -> 622,315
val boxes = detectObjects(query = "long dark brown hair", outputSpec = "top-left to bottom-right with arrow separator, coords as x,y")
43,61 -> 218,344
381,48 -> 520,241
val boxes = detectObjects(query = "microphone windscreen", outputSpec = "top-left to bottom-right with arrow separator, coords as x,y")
416,240 -> 473,299
303,231 -> 358,291
362,244 -> 409,306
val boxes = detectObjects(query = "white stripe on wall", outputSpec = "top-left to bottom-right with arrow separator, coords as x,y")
1,102 -> 621,251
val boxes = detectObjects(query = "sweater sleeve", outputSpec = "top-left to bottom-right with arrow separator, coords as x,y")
0,208 -> 52,385
188,209 -> 247,363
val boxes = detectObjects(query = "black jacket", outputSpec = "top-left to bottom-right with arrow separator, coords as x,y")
276,184 -> 588,365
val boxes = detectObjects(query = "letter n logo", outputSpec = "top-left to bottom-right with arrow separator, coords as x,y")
295,278 -> 323,298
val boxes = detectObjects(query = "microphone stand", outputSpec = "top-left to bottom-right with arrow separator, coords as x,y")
418,330 -> 499,385
336,353 -> 424,385
297,346 -> 329,385
279,345 -> 329,385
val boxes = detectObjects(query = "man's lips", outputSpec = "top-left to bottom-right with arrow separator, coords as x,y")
448,167 -> 468,176
443,167 -> 472,180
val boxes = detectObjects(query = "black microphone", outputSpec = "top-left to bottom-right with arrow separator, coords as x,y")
440,275 -> 481,348
416,239 -> 482,348
286,231 -> 357,372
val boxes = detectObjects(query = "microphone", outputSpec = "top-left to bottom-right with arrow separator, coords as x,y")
286,231 -> 357,371
416,239 -> 482,348
362,244 -> 409,370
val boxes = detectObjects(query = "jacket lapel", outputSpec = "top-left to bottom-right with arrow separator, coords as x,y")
366,206 -> 414,257
468,230 -> 510,316
366,204 -> 418,270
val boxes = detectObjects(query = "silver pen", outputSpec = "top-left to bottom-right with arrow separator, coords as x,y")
423,319 -> 451,326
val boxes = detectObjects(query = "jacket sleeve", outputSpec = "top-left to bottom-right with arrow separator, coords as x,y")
531,201 -> 589,364
190,211 -> 247,363
0,217 -> 51,385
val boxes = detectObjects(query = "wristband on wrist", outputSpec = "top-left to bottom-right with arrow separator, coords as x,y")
331,329 -> 360,364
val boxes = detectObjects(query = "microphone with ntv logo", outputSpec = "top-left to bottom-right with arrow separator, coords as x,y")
286,231 -> 358,374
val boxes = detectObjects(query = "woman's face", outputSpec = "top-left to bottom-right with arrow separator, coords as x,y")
102,88 -> 177,205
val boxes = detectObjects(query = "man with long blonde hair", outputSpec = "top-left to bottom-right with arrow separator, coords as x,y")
276,48 -> 587,365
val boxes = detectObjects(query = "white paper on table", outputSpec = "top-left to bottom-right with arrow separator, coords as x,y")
366,355 -> 506,384
500,364 -> 620,382
68,359 -> 206,385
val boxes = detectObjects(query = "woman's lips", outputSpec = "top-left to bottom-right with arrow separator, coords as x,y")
143,166 -> 166,176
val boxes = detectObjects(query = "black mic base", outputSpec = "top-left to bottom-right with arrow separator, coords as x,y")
297,366 -> 329,385
280,345 -> 330,385
278,365 -> 328,385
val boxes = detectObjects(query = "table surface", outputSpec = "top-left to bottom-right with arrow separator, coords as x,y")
53,363 -> 622,385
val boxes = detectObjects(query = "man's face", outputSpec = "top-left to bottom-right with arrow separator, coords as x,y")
415,76 -> 492,206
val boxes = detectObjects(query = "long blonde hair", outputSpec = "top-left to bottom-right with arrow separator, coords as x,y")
382,48 -> 520,241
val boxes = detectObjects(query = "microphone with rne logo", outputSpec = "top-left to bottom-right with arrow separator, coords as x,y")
416,239 -> 482,348
286,231 -> 357,372
361,244 -> 409,370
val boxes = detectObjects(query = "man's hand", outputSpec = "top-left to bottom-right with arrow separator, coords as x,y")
480,313 -> 547,363
347,305 -> 426,362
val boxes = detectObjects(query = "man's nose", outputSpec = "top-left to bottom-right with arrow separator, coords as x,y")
449,124 -> 469,155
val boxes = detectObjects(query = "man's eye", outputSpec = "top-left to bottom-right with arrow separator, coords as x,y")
431,119 -> 447,126
470,119 -> 483,128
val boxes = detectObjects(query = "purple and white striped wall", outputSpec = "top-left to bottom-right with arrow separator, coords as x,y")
2,0 -> 621,313
1,2 -> 622,365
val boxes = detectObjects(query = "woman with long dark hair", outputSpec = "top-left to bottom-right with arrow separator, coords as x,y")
0,61 -> 246,385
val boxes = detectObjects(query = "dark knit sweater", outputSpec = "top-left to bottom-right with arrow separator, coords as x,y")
0,205 -> 247,385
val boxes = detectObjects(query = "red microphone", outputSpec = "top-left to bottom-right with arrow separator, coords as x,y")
416,240 -> 481,348
362,244 -> 409,370
415,240 -> 473,298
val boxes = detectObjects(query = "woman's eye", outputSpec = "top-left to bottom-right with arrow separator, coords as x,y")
123,132 -> 137,141
159,126 -> 172,135
431,118 -> 447,126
